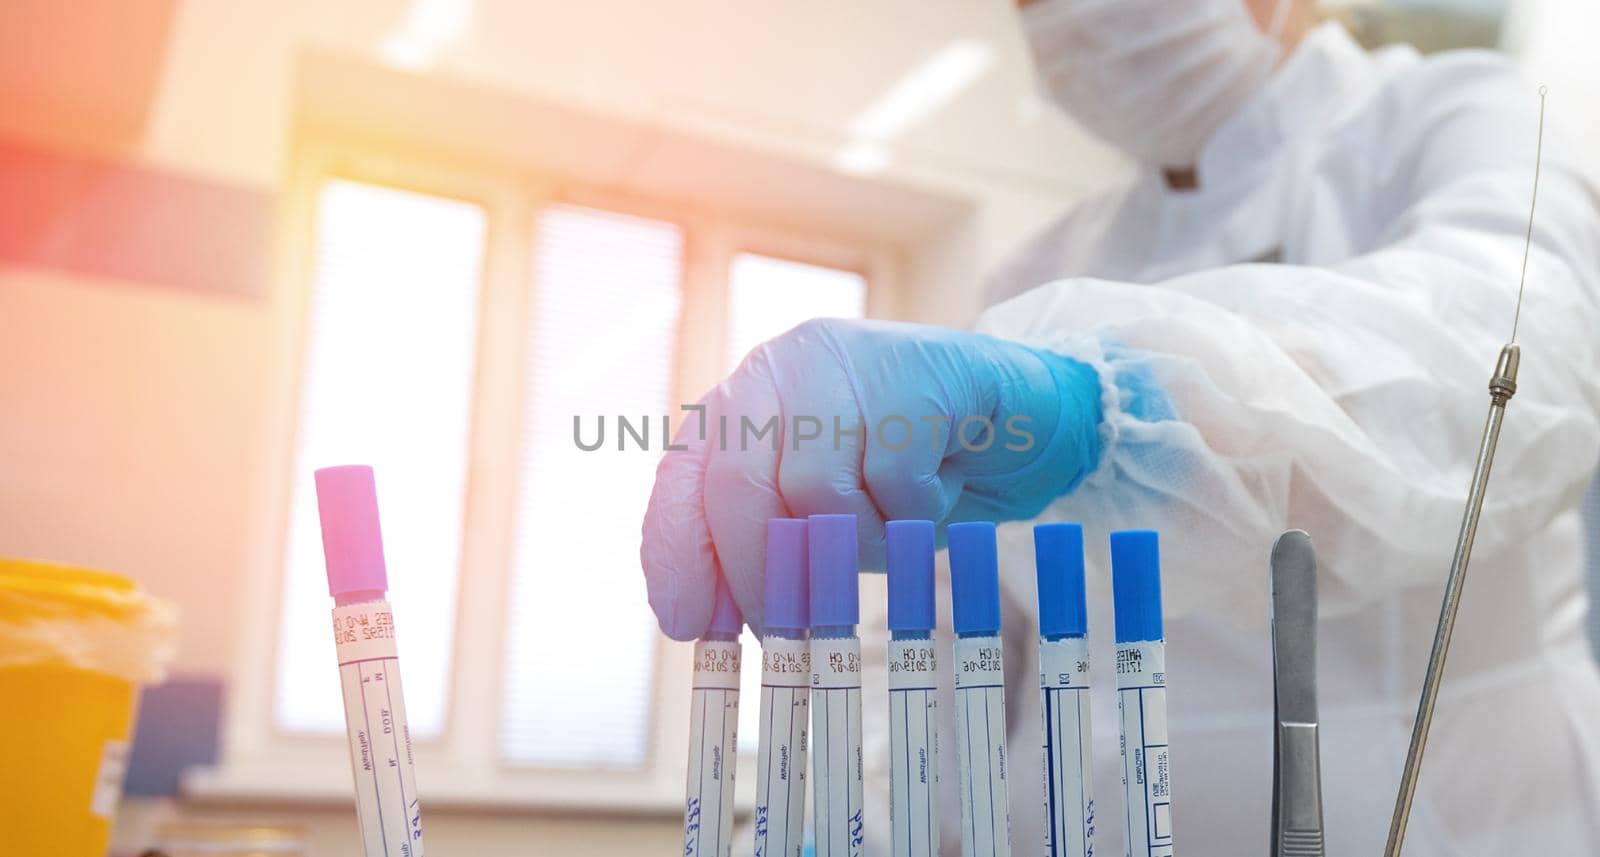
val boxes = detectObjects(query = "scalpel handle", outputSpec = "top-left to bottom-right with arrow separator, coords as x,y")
1274,722 -> 1326,857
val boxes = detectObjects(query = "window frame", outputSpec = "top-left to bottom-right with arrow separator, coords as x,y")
193,137 -> 899,813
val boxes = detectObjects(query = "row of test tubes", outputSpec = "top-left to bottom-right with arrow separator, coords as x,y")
681,516 -> 1172,857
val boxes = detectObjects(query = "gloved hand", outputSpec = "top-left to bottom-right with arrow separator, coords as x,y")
642,318 -> 1104,639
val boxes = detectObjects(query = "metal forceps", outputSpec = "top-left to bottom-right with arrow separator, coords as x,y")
1270,530 -> 1325,857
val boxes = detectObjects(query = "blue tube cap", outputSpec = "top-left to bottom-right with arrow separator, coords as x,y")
948,521 -> 1001,635
764,518 -> 809,631
808,514 -> 859,627
707,576 -> 744,637
314,465 -> 388,597
1110,530 -> 1163,643
886,520 -> 936,632
1035,523 -> 1087,638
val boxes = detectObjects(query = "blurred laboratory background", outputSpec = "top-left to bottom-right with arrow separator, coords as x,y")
0,0 -> 1595,854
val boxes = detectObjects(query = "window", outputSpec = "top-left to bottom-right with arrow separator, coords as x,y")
274,180 -> 485,739
215,143 -> 892,808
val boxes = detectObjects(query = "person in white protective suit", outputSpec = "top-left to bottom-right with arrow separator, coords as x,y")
985,1 -> 1600,853
638,0 -> 1600,854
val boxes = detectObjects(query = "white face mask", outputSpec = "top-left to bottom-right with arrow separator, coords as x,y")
1023,0 -> 1290,169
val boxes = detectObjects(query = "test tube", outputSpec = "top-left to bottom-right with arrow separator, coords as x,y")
682,579 -> 744,857
947,521 -> 1012,857
754,518 -> 811,857
313,465 -> 425,857
808,514 -> 865,856
1035,523 -> 1095,857
1110,530 -> 1174,857
886,520 -> 940,857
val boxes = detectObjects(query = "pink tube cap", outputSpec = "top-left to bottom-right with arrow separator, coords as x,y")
314,465 -> 388,597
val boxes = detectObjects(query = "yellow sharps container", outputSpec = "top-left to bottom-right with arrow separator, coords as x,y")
0,558 -> 176,856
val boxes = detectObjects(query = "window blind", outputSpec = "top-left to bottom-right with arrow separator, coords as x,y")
499,206 -> 685,767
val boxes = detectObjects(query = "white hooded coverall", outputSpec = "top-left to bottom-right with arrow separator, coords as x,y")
857,22 -> 1600,857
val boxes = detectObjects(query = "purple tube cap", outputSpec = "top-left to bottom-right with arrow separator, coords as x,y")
314,465 -> 388,597
808,514 -> 859,627
1110,529 -> 1163,643
886,520 -> 936,632
764,518 -> 809,631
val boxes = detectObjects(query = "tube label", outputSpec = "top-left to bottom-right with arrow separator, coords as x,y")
685,640 -> 741,857
333,600 -> 399,662
888,639 -> 940,857
754,637 -> 810,857
811,637 -> 865,857
1040,637 -> 1094,857
954,636 -> 1011,857
692,639 -> 743,691
1117,639 -> 1172,857
332,600 -> 425,856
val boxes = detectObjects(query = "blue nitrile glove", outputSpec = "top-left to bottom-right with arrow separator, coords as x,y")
642,318 -> 1104,639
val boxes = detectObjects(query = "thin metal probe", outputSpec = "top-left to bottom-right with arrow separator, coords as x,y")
1511,86 -> 1547,344
1383,86 -> 1546,857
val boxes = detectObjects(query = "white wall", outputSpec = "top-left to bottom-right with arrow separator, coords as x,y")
0,269 -> 272,676
1505,0 -> 1600,157
143,0 -> 1119,275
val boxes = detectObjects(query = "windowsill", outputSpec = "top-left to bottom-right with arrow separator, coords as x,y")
181,763 -> 687,817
